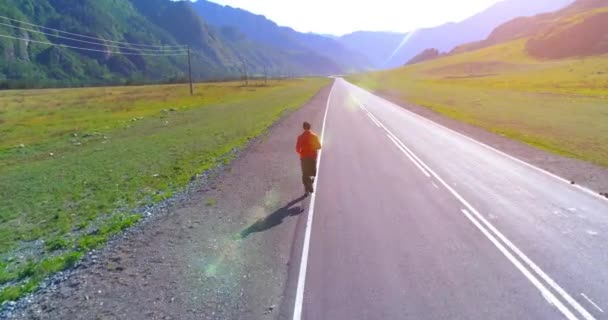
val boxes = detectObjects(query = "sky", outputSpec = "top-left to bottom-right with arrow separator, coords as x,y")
204,0 -> 504,35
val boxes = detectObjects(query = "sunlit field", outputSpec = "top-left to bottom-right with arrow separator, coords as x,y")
0,78 -> 328,302
349,40 -> 608,167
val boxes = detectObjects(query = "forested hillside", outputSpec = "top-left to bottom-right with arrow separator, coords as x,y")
0,0 -> 341,88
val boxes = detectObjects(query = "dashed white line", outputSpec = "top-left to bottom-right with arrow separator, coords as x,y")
395,129 -> 596,320
432,182 -> 440,189
356,90 -> 595,320
581,293 -> 604,313
349,82 -> 607,203
367,111 -> 381,123
387,134 -> 431,178
366,113 -> 381,127
461,209 -> 579,320
292,81 -> 335,320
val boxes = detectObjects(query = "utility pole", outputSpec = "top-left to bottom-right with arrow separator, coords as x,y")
241,59 -> 249,86
187,45 -> 193,95
264,64 -> 268,86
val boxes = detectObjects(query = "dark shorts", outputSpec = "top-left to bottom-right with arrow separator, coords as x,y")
301,158 -> 317,192
301,158 -> 317,177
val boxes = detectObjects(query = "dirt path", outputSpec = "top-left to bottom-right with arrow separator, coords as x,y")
6,85 -> 330,320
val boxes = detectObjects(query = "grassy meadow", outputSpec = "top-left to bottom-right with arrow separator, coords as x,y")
349,39 -> 608,167
0,78 -> 329,302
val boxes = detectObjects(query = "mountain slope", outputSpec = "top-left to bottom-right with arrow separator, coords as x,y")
191,0 -> 371,73
453,0 -> 608,59
0,0 -> 190,87
0,0 -> 341,88
382,0 -> 575,67
405,48 -> 442,65
528,8 -> 608,58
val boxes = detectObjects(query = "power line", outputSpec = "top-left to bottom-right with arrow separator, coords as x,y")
0,33 -> 188,56
0,21 -> 187,54
0,15 -> 187,49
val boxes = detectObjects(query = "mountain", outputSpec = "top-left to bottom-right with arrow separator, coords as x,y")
190,0 -> 371,73
0,0 -> 187,87
381,0 -> 575,67
337,31 -> 406,69
405,48 -> 442,66
527,2 -> 608,58
0,0 -> 344,89
453,0 -> 608,59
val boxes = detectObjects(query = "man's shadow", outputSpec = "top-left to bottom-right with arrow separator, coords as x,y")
240,195 -> 307,239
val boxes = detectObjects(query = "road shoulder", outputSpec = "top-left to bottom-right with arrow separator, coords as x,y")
7,84 -> 332,320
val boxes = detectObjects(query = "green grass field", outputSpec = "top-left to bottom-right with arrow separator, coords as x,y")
0,78 -> 328,302
349,40 -> 608,167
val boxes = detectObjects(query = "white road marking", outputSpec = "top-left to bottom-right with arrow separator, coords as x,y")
367,111 -> 381,123
371,117 -> 382,128
366,113 -> 381,127
354,86 -> 596,320
432,182 -> 439,189
387,134 -> 431,178
348,82 -> 608,203
461,209 -> 579,320
391,130 -> 596,320
581,293 -> 604,313
292,81 -> 335,320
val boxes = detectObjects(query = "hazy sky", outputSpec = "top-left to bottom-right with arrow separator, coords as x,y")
204,0 -> 503,35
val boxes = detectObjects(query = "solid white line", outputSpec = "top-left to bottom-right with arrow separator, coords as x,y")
367,111 -> 381,123
384,128 -> 596,320
359,103 -> 368,111
371,117 -> 382,128
366,113 -> 381,127
387,134 -> 431,178
581,293 -> 604,313
292,80 -> 335,320
461,209 -> 579,320
348,82 -> 607,203
385,131 -> 434,176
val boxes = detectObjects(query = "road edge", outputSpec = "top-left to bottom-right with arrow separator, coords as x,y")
347,81 -> 608,201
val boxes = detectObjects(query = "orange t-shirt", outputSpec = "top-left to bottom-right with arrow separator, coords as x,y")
296,130 -> 321,159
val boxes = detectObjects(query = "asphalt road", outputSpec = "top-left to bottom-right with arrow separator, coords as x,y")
292,78 -> 608,320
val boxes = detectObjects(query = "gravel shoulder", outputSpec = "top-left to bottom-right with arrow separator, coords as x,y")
373,89 -> 608,195
5,84 -> 331,320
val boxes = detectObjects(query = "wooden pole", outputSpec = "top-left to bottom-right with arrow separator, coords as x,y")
264,64 -> 268,85
244,60 -> 248,86
187,45 -> 193,95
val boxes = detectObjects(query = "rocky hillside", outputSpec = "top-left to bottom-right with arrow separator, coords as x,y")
452,0 -> 608,59
527,3 -> 608,58
381,0 -> 574,67
405,48 -> 442,65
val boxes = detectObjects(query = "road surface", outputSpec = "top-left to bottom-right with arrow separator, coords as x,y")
292,78 -> 608,320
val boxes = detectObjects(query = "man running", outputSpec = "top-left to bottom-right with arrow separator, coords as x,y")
296,121 -> 322,195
